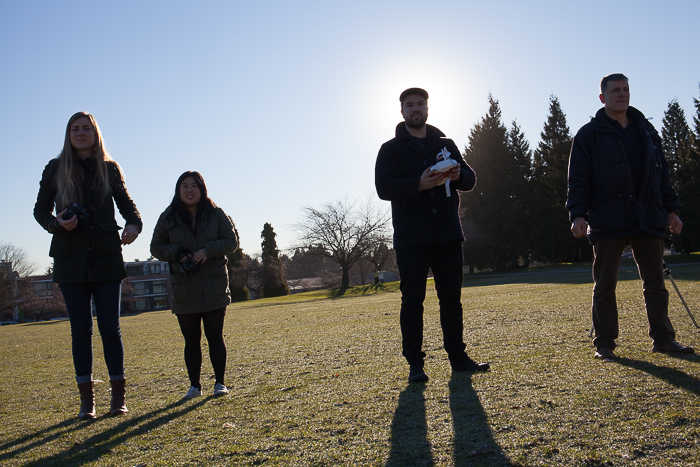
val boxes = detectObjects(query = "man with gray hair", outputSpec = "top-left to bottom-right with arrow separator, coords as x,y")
567,73 -> 693,359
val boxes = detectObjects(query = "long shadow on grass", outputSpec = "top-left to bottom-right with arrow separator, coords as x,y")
385,382 -> 434,466
614,356 -> 700,394
0,419 -> 92,463
449,373 -> 512,467
11,397 -> 209,467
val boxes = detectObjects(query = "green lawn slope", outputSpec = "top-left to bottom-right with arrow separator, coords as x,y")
1,261 -> 700,466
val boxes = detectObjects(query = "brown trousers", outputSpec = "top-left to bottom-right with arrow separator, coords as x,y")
591,233 -> 675,350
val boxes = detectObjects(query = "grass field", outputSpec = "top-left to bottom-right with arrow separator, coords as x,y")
1,260 -> 700,466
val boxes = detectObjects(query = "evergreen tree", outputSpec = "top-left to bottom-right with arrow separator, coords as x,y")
673,87 -> 700,253
506,121 -> 534,267
661,99 -> 691,192
260,223 -> 290,297
227,224 -> 249,302
661,99 -> 692,251
461,95 -> 533,270
530,96 -> 590,263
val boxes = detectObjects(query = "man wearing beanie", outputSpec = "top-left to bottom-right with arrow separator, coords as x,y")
375,88 -> 490,382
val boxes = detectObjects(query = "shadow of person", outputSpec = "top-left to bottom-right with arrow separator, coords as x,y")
10,397 -> 211,466
613,356 -> 700,395
449,372 -> 512,467
0,418 -> 91,464
386,382 -> 434,467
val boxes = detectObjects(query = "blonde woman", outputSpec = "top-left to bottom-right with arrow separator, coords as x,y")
34,112 -> 142,419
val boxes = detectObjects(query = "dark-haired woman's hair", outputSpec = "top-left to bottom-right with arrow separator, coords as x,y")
169,171 -> 216,228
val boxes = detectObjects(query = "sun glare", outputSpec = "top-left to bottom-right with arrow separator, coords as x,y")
361,55 -> 481,147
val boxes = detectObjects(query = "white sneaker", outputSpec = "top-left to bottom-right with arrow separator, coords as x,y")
183,386 -> 202,399
213,383 -> 229,396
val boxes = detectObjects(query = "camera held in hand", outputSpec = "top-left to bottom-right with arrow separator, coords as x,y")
62,203 -> 90,221
176,248 -> 200,276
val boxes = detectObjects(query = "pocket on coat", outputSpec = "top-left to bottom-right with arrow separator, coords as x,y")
48,234 -> 70,259
208,257 -> 227,276
94,227 -> 123,256
169,274 -> 190,303
588,194 -> 626,232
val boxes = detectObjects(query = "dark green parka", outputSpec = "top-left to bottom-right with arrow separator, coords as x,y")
150,206 -> 238,314
33,157 -> 142,284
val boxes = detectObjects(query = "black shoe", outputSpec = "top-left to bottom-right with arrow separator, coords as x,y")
594,347 -> 616,359
652,340 -> 694,354
451,356 -> 490,372
408,364 -> 429,382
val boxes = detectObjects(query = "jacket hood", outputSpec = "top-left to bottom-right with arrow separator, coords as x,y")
395,122 -> 446,139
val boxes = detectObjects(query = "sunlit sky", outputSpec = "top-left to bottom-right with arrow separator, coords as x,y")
1,1 -> 699,274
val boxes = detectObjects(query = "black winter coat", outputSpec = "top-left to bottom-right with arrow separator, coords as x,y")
375,123 -> 476,248
34,157 -> 142,284
566,107 -> 680,243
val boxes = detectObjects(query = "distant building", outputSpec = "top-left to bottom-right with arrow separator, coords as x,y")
14,259 -> 173,321
30,275 -> 53,297
1,261 -> 21,321
124,258 -> 171,313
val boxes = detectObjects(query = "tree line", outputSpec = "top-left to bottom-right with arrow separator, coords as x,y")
461,86 -> 700,272
7,85 -> 699,311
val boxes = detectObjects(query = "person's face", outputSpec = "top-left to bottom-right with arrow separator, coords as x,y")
69,117 -> 96,157
599,80 -> 630,114
179,176 -> 202,209
401,94 -> 428,129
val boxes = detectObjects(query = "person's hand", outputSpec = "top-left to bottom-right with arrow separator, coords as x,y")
121,224 -> 140,245
55,209 -> 78,231
571,217 -> 588,238
668,212 -> 683,235
447,165 -> 461,182
191,248 -> 208,264
418,167 -> 446,191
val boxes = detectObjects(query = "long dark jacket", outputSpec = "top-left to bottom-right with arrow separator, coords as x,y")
150,206 -> 238,314
566,106 -> 681,243
375,123 -> 476,249
34,157 -> 142,284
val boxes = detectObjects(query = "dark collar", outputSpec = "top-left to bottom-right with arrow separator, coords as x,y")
394,122 -> 446,140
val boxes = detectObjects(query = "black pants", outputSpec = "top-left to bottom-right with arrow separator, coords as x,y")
176,308 -> 227,388
592,233 -> 675,349
395,242 -> 466,365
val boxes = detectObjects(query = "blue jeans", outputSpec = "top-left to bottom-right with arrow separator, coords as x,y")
59,281 -> 125,383
395,242 -> 467,365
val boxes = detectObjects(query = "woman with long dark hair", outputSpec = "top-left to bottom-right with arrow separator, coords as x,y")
150,171 -> 238,398
34,112 -> 142,419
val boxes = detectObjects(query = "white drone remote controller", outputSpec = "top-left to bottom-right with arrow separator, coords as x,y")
431,159 -> 458,186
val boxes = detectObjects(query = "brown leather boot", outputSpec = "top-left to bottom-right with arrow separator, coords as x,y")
109,378 -> 128,416
77,381 -> 96,420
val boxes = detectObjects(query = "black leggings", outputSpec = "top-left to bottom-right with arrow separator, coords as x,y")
176,308 -> 227,389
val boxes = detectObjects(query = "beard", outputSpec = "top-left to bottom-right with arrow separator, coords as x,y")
404,112 -> 427,129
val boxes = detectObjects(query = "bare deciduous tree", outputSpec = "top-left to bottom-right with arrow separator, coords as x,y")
19,280 -> 66,321
294,197 -> 390,291
0,242 -> 38,317
0,241 -> 37,278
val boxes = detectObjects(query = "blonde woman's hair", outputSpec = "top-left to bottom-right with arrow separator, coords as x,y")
54,112 -> 121,211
